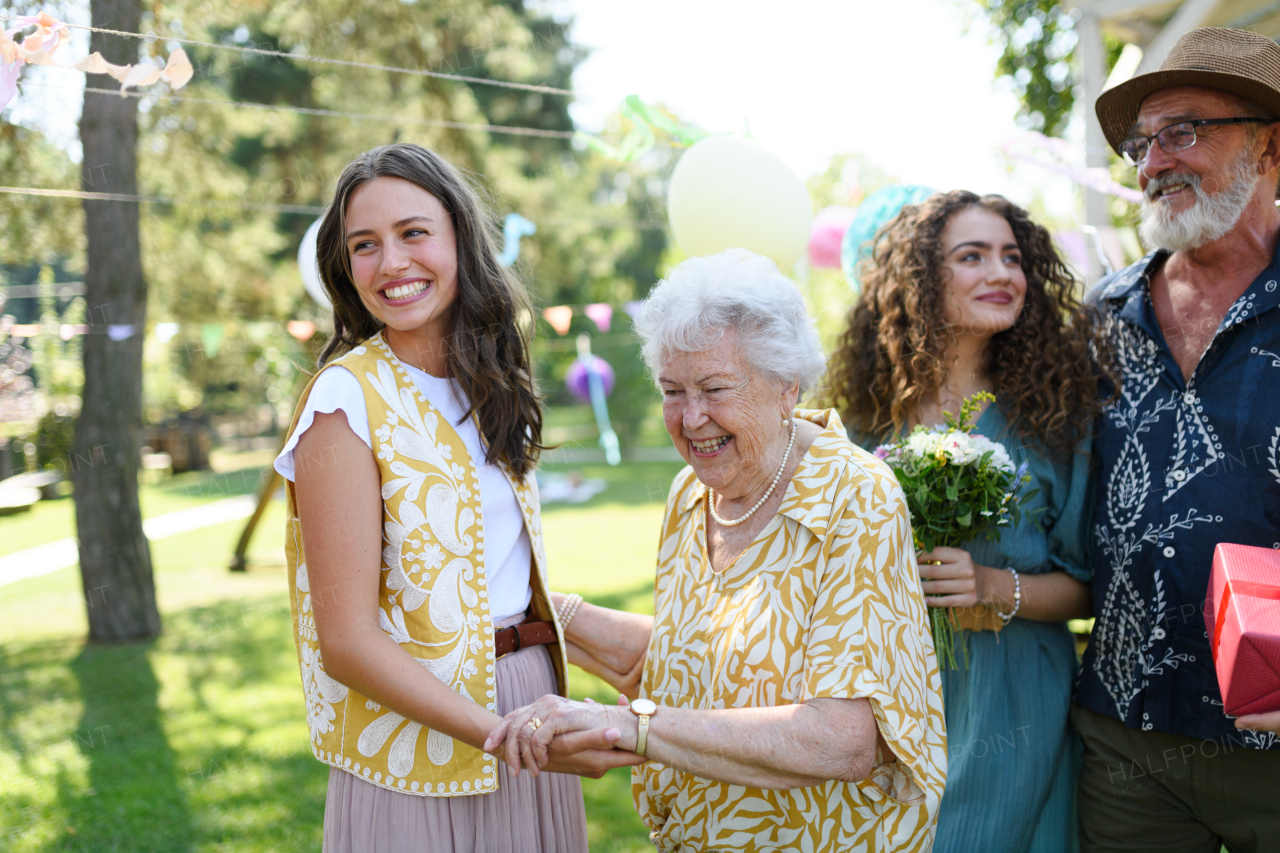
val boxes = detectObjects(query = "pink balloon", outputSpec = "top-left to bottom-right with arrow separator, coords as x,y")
808,206 -> 857,269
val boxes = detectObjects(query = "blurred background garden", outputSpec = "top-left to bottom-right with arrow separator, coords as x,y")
7,0 -> 1270,848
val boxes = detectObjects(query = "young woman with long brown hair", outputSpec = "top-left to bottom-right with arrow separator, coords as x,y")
829,190 -> 1109,853
273,143 -> 640,852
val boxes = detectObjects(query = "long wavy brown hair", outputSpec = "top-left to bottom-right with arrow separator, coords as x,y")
827,190 -> 1111,460
314,144 -> 544,477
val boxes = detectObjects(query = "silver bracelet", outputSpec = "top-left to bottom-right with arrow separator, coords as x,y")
557,593 -> 584,633
996,568 -> 1021,624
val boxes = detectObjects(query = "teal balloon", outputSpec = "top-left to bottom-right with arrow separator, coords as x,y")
840,185 -> 935,294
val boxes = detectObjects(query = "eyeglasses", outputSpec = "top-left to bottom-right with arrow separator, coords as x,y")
1119,117 -> 1270,166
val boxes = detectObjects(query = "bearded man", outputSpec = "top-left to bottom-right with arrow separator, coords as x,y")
1074,27 -> 1280,853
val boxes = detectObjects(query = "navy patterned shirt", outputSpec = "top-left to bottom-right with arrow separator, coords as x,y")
1075,246 -> 1280,750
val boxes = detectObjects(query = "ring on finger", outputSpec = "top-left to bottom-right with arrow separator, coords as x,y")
525,717 -> 543,732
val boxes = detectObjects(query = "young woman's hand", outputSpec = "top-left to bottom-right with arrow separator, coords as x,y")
916,546 -> 1006,609
484,694 -> 641,778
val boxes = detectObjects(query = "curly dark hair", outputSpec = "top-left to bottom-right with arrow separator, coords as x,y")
827,190 -> 1111,461
314,144 -> 543,477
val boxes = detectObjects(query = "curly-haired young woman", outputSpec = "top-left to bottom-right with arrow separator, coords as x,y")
829,190 -> 1111,853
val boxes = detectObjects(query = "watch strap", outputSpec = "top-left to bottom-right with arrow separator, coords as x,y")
635,713 -> 650,757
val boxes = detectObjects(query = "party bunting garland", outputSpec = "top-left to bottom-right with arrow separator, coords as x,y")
1,12 -> 192,111
2,13 -> 575,98
540,301 -> 638,336
2,318 -> 318,345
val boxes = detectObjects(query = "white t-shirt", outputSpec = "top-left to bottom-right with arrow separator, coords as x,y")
275,364 -> 533,623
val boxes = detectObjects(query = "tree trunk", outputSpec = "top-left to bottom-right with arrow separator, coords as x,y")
72,0 -> 160,642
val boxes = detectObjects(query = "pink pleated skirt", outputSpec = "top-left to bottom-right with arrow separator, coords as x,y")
322,643 -> 589,853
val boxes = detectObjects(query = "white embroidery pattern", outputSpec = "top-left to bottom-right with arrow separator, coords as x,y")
301,643 -> 349,746
1253,346 -> 1280,367
1204,696 -> 1280,750
349,340 -> 487,774
1269,426 -> 1280,486
1095,322 -> 1218,719
1163,387 -> 1221,502
1220,292 -> 1257,331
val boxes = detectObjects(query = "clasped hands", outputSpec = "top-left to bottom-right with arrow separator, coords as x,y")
483,693 -> 646,779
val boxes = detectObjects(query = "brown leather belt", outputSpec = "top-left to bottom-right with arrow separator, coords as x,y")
494,618 -> 557,658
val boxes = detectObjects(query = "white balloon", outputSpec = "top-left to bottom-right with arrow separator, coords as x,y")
667,136 -> 812,270
298,217 -> 331,310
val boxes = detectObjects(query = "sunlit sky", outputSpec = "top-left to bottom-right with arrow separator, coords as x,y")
14,0 -> 1084,222
558,0 -> 1082,220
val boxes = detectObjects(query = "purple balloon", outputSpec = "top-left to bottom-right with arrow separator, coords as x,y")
565,355 -> 615,402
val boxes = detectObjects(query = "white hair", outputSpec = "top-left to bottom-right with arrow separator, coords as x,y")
1139,146 -> 1259,251
633,249 -> 826,397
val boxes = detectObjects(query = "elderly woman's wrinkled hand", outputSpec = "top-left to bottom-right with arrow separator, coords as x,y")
484,694 -> 640,778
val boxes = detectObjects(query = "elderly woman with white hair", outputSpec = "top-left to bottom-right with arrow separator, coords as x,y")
485,249 -> 948,853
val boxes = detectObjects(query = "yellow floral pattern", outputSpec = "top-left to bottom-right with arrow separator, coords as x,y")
284,333 -> 565,797
633,409 -> 947,852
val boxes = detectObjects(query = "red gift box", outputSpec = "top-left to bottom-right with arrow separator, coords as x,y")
1205,544 -> 1280,717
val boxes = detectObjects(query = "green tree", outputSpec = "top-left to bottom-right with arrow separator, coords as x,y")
128,0 -> 668,448
971,1 -> 1127,137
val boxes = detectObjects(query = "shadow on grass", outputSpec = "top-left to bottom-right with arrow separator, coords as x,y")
151,465 -> 272,504
59,642 -> 194,852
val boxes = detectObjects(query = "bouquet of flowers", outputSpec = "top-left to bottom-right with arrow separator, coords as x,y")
874,393 -> 1037,670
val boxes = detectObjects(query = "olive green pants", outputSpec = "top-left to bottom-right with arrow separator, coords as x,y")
1071,704 -> 1280,853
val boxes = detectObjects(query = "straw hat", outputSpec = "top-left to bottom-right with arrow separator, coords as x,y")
1096,27 -> 1280,154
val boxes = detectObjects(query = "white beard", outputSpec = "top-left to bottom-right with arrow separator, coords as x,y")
1138,150 -> 1259,251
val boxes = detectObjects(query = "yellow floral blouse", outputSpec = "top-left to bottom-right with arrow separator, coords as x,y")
633,409 -> 947,853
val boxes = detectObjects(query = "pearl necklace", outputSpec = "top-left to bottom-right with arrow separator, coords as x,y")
708,418 -> 797,528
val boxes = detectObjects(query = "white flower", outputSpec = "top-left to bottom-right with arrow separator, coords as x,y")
378,444 -> 395,462
451,463 -> 466,481
989,444 -> 1014,474
940,431 -> 977,464
375,424 -> 392,442
460,659 -> 478,680
905,431 -> 940,459
436,442 -> 453,460
420,543 -> 444,571
385,410 -> 398,425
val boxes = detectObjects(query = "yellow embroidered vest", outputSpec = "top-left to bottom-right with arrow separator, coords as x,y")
284,332 -> 566,797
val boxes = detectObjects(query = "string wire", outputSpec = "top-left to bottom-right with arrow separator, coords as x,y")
0,185 -> 326,214
29,82 -> 577,139
0,187 -> 668,229
0,13 -> 577,98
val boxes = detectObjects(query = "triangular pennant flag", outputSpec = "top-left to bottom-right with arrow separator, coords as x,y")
542,305 -> 573,336
286,320 -> 317,342
584,303 -> 613,333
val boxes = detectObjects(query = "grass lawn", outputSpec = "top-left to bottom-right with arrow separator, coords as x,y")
0,452 -> 684,852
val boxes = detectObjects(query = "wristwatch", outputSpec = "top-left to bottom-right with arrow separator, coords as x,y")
628,697 -> 657,757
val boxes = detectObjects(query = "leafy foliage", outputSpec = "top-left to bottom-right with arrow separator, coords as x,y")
973,1 -> 1079,136
971,1 -> 1127,137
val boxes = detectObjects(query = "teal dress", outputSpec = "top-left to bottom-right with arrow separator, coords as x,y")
853,404 -> 1093,853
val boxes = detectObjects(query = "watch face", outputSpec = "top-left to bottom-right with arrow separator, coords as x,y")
631,698 -> 657,716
